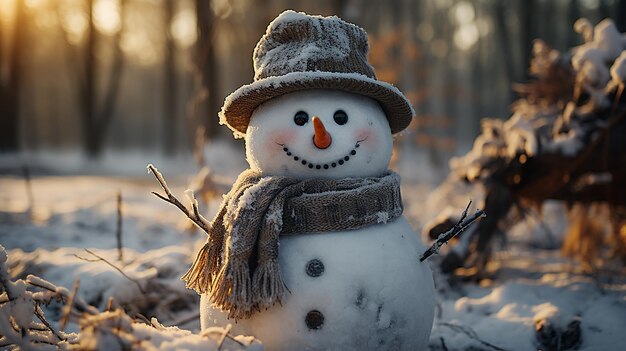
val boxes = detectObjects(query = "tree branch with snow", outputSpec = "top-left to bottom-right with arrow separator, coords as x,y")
147,164 -> 212,235
420,201 -> 486,262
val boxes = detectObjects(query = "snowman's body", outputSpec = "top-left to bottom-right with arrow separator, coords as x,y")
200,90 -> 436,350
201,217 -> 434,350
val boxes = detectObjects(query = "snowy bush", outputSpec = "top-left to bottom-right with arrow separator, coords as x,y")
433,18 -> 626,273
0,245 -> 263,350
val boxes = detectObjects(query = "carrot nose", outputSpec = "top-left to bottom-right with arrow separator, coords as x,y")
312,116 -> 332,149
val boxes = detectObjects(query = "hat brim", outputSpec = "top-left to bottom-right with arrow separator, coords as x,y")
219,71 -> 415,137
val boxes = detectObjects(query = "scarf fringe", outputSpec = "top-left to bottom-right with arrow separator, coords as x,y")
181,241 -> 212,294
252,259 -> 288,309
181,236 -> 224,294
211,259 -> 253,319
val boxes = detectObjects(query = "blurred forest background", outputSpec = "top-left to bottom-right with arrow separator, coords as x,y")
1,0 -> 625,170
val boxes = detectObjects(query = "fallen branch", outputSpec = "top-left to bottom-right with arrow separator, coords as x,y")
202,326 -> 246,347
116,191 -> 123,262
26,275 -> 98,315
420,201 -> 486,262
34,304 -> 64,342
59,279 -> 80,332
147,164 -> 212,234
439,322 -> 505,351
22,165 -> 34,217
75,249 -> 146,294
170,312 -> 201,327
216,323 -> 232,350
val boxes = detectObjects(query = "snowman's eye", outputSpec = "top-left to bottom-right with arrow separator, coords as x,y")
294,111 -> 309,126
333,110 -> 348,125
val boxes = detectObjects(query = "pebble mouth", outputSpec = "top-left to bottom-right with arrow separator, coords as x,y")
279,142 -> 361,170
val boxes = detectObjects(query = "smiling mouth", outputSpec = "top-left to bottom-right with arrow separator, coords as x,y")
278,141 -> 363,170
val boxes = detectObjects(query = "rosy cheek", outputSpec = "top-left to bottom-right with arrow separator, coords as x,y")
354,128 -> 378,149
265,129 -> 297,152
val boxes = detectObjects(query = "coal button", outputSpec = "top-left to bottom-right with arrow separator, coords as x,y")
306,259 -> 324,277
305,310 -> 324,330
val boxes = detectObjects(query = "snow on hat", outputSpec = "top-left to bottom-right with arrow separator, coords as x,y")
219,10 -> 415,137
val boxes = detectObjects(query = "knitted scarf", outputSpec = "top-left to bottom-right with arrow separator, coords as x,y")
181,169 -> 403,319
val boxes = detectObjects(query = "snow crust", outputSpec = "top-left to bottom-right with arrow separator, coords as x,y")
611,50 -> 626,87
572,19 -> 624,87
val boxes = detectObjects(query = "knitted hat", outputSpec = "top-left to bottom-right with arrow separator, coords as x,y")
219,10 -> 414,137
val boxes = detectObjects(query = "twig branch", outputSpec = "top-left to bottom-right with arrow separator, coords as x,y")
34,304 -> 65,341
26,275 -> 98,315
216,323 -> 232,350
22,165 -> 34,216
77,249 -> 146,294
116,190 -> 123,262
170,312 -> 200,327
59,279 -> 80,332
420,201 -> 486,262
147,164 -> 212,234
202,326 -> 246,347
439,322 -> 505,351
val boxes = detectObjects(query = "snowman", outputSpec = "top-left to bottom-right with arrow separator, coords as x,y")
182,10 -> 435,350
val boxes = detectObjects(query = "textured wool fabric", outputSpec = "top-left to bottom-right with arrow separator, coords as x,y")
182,169 -> 404,319
218,10 -> 414,137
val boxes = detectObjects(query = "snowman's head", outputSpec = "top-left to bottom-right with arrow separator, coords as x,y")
245,89 -> 393,179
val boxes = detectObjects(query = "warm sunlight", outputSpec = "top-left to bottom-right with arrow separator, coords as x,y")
451,1 -> 479,51
94,0 -> 121,35
1,2 -> 626,350
171,6 -> 196,47
59,3 -> 88,45
0,0 -> 16,25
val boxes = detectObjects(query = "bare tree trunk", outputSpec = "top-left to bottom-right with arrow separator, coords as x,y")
195,0 -> 220,139
332,0 -> 348,17
80,0 -> 126,158
616,0 -> 626,33
81,0 -> 98,156
163,0 -> 178,154
0,0 -> 25,152
97,0 -> 125,139
519,0 -> 535,81
567,0 -> 581,48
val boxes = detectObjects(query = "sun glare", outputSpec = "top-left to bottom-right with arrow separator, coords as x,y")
451,1 -> 479,51
25,0 -> 45,9
60,4 -> 88,45
94,0 -> 121,35
171,7 -> 197,47
0,0 -> 16,25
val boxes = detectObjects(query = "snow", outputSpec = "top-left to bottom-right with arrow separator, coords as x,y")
266,10 -> 358,37
544,129 -> 585,156
69,309 -> 262,350
2,155 -> 626,349
258,11 -> 353,78
610,50 -> 626,87
430,254 -> 626,350
572,19 -> 624,87
375,211 -> 390,223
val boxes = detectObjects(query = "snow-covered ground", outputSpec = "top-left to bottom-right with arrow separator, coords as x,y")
1,146 -> 625,350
